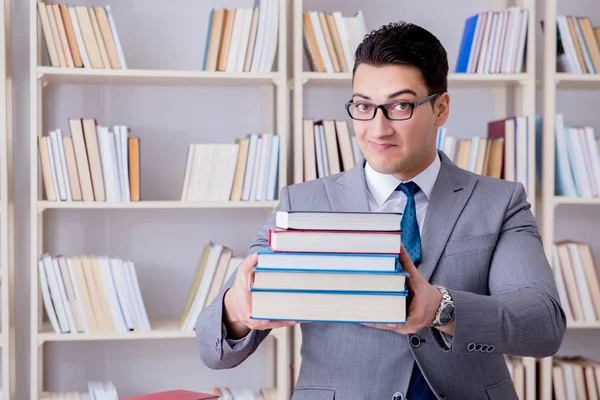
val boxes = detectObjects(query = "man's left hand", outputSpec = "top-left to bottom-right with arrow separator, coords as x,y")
363,243 -> 451,335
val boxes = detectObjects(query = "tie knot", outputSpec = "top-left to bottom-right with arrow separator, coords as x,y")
396,181 -> 420,197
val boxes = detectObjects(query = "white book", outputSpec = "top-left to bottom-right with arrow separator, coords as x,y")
512,9 -> 528,73
332,12 -> 354,73
235,9 -> 254,72
250,0 -> 269,72
97,256 -> 128,332
105,6 -> 127,69
38,260 -> 61,333
242,134 -> 259,201
118,126 -> 130,201
109,258 -> 134,331
249,137 -> 264,201
180,144 -> 196,201
52,256 -> 77,333
254,133 -> 272,201
265,134 -> 279,200
125,261 -> 151,331
42,254 -> 70,332
49,132 -> 67,200
66,257 -> 90,333
96,126 -> 120,201
310,10 -> 334,73
261,0 -> 279,72
68,5 -> 91,68
55,129 -> 72,201
225,9 -> 245,72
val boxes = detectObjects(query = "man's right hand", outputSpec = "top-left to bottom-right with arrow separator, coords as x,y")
223,252 -> 297,339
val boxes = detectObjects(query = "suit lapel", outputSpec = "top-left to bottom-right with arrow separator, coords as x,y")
326,158 -> 371,212
418,151 -> 478,282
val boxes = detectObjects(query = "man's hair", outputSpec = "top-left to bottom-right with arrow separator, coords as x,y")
353,21 -> 448,96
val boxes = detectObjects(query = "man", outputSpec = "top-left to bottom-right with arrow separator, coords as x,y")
195,21 -> 566,400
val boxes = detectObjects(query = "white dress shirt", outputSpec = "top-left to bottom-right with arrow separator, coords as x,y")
364,152 -> 441,227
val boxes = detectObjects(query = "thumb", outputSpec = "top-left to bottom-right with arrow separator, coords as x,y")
399,243 -> 419,280
239,252 -> 258,291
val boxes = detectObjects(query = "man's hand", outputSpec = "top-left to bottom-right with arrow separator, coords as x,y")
223,252 -> 297,339
363,243 -> 452,335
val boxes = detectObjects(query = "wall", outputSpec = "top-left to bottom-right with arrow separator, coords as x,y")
9,0 -> 600,398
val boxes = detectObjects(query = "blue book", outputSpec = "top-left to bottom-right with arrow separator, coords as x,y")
455,14 -> 480,73
249,287 -> 408,324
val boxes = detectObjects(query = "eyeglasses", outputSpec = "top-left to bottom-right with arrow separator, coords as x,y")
345,92 -> 442,121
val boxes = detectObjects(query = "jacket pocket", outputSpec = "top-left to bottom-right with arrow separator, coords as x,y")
444,233 -> 497,257
292,387 -> 335,400
485,378 -> 518,400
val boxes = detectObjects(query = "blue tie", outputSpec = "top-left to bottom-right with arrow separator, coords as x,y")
397,181 -> 421,265
397,182 -> 437,400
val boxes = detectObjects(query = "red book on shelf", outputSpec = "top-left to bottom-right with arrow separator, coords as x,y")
120,389 -> 219,400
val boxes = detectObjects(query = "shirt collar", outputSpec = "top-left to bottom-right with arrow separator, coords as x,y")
364,152 -> 441,207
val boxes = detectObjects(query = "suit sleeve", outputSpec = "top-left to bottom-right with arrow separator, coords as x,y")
194,186 -> 292,369
430,182 -> 567,358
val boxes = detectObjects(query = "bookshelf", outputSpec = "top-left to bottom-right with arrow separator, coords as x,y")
29,0 -> 291,399
540,0 -> 600,399
0,0 -> 15,398
291,0 -> 538,399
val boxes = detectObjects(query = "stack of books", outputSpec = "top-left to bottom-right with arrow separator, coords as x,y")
250,210 -> 409,324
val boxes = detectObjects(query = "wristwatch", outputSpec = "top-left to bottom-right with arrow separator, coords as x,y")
431,285 -> 455,327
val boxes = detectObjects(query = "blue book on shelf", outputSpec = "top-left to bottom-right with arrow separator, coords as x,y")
201,9 -> 214,71
455,13 -> 479,73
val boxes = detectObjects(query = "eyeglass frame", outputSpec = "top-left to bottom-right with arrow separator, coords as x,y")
344,92 -> 443,121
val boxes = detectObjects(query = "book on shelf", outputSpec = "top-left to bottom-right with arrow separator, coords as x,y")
455,6 -> 528,74
302,118 -> 362,182
42,381 -> 119,400
202,0 -> 279,73
38,253 -> 151,334
505,356 -> 525,400
551,356 -> 600,400
179,242 -> 243,331
37,1 -> 126,69
436,114 -> 535,195
250,210 -> 409,324
180,133 -> 280,202
552,14 -> 600,74
554,114 -> 600,198
212,387 -> 277,400
302,9 -> 367,73
552,240 -> 600,324
38,119 -> 140,202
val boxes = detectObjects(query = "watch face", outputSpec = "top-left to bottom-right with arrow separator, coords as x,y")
439,303 -> 455,324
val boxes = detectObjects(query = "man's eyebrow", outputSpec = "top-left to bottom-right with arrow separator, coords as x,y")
351,89 -> 418,101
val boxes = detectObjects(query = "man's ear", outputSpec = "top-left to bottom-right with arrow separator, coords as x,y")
435,92 -> 450,127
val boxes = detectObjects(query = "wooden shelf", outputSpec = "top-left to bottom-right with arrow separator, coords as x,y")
37,200 -> 278,211
567,320 -> 600,329
555,73 -> 600,88
299,71 -> 531,87
553,196 -> 600,206
37,318 -> 284,342
36,66 -> 282,87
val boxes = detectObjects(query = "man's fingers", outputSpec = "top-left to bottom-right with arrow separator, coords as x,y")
239,253 -> 258,290
399,243 -> 419,278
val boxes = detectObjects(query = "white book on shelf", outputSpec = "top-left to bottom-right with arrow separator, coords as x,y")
55,129 -> 73,201
265,134 -> 279,200
97,256 -> 128,332
572,16 -> 595,74
584,127 -> 600,196
48,132 -> 66,201
309,11 -> 334,73
52,256 -> 77,333
254,133 -> 272,201
41,254 -> 69,333
557,15 -> 582,74
490,11 -> 507,74
318,124 -> 329,176
105,6 -> 127,69
552,246 -> 573,321
579,127 -> 598,197
261,0 -> 279,72
57,256 -> 84,333
188,145 -> 214,201
332,12 -> 354,74
109,258 -> 134,331
476,11 -> 493,73
117,126 -> 130,202
182,243 -> 223,331
68,5 -> 91,69
225,8 -> 245,72
180,144 -> 195,201
567,243 -> 597,322
38,260 -> 61,334
467,12 -> 485,73
483,12 -> 498,74
249,136 -> 264,201
65,257 -> 90,333
234,9 -> 253,72
500,7 -> 517,73
96,126 -> 120,202
512,9 -> 528,73
123,260 -> 151,332
242,134 -> 259,200
555,114 -> 577,196
568,127 -> 592,197
250,0 -> 269,72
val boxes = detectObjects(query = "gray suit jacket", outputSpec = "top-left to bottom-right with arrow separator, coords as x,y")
195,150 -> 566,400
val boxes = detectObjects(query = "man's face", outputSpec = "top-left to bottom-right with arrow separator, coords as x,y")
351,63 -> 449,180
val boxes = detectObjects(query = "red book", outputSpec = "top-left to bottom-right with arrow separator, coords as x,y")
120,389 -> 219,400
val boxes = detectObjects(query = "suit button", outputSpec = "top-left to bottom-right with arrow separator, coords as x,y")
487,345 -> 495,352
392,392 -> 403,400
467,342 -> 476,351
410,335 -> 421,348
